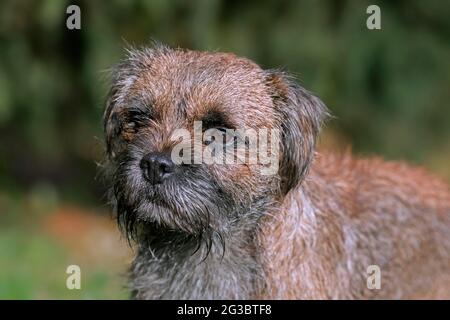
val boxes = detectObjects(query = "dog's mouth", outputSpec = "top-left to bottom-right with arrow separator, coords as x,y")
114,167 -> 237,238
142,186 -> 173,208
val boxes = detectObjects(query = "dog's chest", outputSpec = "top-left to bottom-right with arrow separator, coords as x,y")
131,238 -> 263,299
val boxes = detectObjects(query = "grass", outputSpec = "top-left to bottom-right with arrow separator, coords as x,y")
0,193 -> 131,299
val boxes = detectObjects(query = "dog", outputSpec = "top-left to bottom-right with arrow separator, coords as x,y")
102,43 -> 450,299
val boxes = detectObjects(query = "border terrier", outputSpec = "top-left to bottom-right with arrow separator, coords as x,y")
102,43 -> 450,299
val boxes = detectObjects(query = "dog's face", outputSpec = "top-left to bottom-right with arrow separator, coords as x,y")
103,44 -> 327,239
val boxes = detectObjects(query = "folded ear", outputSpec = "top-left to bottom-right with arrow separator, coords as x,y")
266,71 -> 329,195
103,77 -> 126,159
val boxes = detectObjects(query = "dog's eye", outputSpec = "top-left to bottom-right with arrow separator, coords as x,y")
204,128 -> 235,146
222,129 -> 235,145
123,121 -> 137,132
122,108 -> 151,134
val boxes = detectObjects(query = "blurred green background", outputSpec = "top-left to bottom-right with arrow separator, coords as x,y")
0,0 -> 449,299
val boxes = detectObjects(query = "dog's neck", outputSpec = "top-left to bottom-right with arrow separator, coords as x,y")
129,200 -> 272,299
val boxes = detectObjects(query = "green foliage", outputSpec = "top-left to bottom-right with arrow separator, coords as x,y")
0,0 -> 449,197
0,228 -> 127,299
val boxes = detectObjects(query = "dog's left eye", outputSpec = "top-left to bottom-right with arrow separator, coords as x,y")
204,128 -> 235,146
221,129 -> 235,145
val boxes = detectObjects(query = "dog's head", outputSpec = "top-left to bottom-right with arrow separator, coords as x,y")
102,43 -> 328,240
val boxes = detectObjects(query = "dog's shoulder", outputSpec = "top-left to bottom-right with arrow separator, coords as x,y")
308,150 -> 450,216
258,150 -> 450,299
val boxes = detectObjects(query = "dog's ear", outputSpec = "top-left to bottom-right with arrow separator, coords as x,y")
266,71 -> 329,195
103,80 -> 124,159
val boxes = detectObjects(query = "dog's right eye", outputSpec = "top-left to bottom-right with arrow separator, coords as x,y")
121,108 -> 152,134
123,121 -> 137,132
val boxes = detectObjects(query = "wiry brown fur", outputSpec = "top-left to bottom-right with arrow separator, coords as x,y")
260,151 -> 450,299
102,43 -> 450,299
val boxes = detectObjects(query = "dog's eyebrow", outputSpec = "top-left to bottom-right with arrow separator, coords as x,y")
200,109 -> 234,129
126,100 -> 153,117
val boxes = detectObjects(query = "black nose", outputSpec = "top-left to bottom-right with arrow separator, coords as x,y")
140,152 -> 175,184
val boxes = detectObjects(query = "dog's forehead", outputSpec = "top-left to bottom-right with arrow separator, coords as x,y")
128,49 -> 277,128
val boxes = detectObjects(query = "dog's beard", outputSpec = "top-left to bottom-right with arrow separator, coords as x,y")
111,151 -> 239,244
